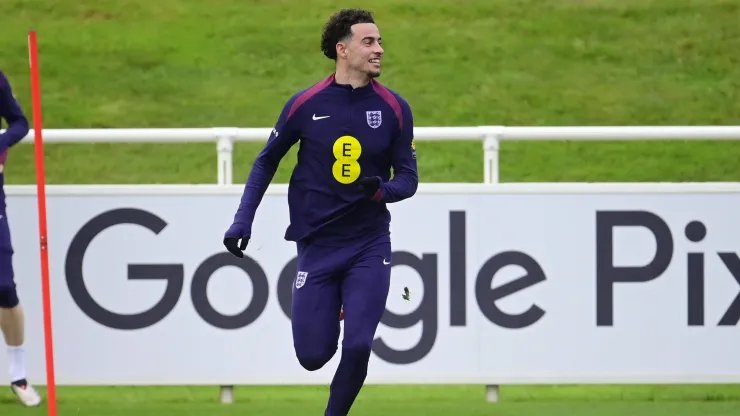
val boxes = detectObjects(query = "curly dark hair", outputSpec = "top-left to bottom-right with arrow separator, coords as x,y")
321,8 -> 375,60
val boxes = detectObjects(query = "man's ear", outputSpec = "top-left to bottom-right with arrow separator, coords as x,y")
336,42 -> 348,59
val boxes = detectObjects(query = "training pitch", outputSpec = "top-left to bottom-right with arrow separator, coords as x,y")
1,0 -> 739,414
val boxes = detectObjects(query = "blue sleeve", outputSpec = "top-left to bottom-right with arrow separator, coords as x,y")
226,95 -> 301,237
377,99 -> 418,203
0,71 -> 30,152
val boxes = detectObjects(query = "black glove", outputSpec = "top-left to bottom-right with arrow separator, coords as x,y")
224,236 -> 249,258
358,176 -> 382,200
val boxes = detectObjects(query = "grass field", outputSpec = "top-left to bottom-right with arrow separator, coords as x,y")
2,384 -> 740,416
1,0 -> 740,414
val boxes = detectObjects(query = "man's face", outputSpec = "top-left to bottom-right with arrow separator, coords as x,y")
340,23 -> 384,78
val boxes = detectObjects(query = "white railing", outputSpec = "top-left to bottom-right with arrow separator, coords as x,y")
11,125 -> 740,184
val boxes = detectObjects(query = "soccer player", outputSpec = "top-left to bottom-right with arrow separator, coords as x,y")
223,8 -> 418,415
0,69 -> 42,407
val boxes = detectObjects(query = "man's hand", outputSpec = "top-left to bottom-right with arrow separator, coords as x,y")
358,176 -> 382,200
224,223 -> 250,258
224,236 -> 249,258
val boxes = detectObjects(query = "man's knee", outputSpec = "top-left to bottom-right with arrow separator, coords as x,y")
296,343 -> 337,371
0,285 -> 19,309
337,339 -> 373,380
341,338 -> 373,361
343,338 -> 373,353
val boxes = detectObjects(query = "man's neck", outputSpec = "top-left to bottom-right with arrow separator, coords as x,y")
334,67 -> 370,89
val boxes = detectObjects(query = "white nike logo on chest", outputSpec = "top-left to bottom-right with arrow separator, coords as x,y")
312,114 -> 330,120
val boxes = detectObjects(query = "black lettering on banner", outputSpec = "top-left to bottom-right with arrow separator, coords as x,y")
372,211 -> 548,365
65,208 -> 270,331
190,253 -> 269,329
684,218 -> 740,326
596,211 -> 740,328
475,251 -> 546,329
65,205 -> 740,365
595,210 -> 673,326
373,251 -> 438,365
717,253 -> 740,326
449,211 -> 466,326
64,208 -> 554,364
66,208 -> 184,330
686,220 -> 706,326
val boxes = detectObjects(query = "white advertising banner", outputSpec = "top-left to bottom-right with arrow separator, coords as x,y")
0,183 -> 739,386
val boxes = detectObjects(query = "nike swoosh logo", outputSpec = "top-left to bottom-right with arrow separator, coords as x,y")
312,114 -> 330,120
383,259 -> 391,265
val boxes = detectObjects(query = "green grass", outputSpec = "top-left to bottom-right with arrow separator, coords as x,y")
1,0 -> 740,414
2,385 -> 740,415
1,0 -> 739,185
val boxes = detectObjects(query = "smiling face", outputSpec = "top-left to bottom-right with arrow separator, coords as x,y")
336,23 -> 384,79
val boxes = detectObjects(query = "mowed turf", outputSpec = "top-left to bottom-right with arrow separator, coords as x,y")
1,385 -> 740,416
1,0 -> 740,414
1,0 -> 739,184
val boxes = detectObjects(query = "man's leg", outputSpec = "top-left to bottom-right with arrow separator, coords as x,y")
0,250 -> 41,407
0,211 -> 41,407
325,237 -> 391,416
291,242 -> 343,371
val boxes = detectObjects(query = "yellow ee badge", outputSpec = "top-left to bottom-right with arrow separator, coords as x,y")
411,139 -> 417,159
332,135 -> 362,184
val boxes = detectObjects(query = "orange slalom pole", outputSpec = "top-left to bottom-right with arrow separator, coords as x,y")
28,30 -> 58,416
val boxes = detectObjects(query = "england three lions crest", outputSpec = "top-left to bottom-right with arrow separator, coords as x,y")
295,271 -> 308,289
366,111 -> 382,128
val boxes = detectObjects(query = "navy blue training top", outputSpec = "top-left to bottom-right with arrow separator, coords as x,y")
227,73 -> 418,246
0,70 -> 30,215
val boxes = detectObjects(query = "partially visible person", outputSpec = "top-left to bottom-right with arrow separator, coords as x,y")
0,68 -> 42,408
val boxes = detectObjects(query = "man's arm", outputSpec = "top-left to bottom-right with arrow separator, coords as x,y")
372,99 -> 418,203
0,70 -> 30,152
225,97 -> 301,238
